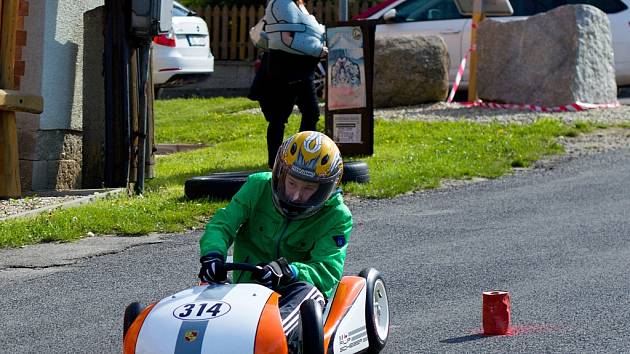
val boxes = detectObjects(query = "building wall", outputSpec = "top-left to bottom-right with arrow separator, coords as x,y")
17,0 -> 104,191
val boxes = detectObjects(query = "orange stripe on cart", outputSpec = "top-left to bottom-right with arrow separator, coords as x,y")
255,292 -> 289,354
123,303 -> 156,354
323,276 -> 365,353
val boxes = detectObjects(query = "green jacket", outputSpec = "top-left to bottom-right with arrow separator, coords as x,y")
200,172 -> 352,298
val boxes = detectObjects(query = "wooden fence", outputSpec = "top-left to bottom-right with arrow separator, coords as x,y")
193,0 -> 378,61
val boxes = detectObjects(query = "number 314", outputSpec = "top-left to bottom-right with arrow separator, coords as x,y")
178,302 -> 223,318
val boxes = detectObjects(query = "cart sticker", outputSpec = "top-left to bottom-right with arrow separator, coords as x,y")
175,320 -> 207,352
332,235 -> 346,247
184,330 -> 198,342
173,300 -> 231,320
338,326 -> 368,352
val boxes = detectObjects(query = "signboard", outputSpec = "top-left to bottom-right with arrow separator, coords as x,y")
332,113 -> 362,144
325,20 -> 377,156
453,0 -> 513,16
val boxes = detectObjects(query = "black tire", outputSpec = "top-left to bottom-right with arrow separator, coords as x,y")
359,268 -> 389,353
300,299 -> 324,354
124,302 -> 146,338
184,170 -> 264,200
342,160 -> 370,184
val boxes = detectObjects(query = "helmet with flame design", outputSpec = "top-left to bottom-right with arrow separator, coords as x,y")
271,131 -> 343,219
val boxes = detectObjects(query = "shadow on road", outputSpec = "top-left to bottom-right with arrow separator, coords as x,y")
439,333 -> 487,344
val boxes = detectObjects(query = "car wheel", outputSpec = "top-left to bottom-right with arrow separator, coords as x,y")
359,268 -> 389,353
184,170 -> 264,200
300,299 -> 324,354
124,302 -> 146,338
342,160 -> 370,184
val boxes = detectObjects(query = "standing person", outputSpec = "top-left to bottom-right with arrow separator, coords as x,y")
197,131 -> 351,351
249,0 -> 328,168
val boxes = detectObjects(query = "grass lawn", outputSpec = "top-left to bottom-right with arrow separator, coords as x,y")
0,97 -> 592,248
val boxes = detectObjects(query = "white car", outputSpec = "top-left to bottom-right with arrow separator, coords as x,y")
152,1 -> 214,90
358,0 -> 630,88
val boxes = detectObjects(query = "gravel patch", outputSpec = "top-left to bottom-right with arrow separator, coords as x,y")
0,189 -> 125,221
0,196 -> 84,219
374,102 -> 630,125
2,103 -> 629,220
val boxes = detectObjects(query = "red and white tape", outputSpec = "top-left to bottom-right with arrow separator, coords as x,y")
460,100 -> 620,112
446,48 -> 471,103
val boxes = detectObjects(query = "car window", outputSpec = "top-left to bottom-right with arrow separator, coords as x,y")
173,2 -> 193,17
563,0 -> 628,13
510,0 -> 560,16
510,0 -> 628,16
392,0 -> 465,22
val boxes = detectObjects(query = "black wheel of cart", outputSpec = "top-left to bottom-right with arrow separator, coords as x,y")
300,299 -> 324,354
124,302 -> 146,338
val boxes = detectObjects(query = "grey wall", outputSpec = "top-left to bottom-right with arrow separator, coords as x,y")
18,0 -> 104,191
40,0 -> 103,131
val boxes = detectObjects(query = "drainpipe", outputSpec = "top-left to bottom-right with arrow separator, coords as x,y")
104,0 -> 131,188
134,41 -> 151,195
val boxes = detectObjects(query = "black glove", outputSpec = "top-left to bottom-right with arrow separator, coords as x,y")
198,253 -> 226,284
255,257 -> 295,289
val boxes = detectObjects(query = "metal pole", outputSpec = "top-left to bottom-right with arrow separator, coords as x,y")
339,0 -> 348,21
468,0 -> 484,102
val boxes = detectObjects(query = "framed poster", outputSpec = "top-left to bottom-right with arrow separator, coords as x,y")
324,20 -> 377,157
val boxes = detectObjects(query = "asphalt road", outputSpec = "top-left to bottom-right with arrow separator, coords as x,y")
1,147 -> 629,353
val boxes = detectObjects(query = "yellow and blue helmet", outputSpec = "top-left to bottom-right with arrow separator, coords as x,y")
271,131 -> 343,219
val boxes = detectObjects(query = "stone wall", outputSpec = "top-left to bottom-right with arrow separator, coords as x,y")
32,131 -> 82,190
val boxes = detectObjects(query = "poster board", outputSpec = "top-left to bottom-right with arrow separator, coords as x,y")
324,20 -> 377,157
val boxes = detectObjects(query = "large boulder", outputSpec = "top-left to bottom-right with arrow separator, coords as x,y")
374,34 -> 449,108
477,4 -> 617,107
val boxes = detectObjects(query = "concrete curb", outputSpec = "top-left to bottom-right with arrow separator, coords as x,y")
0,188 -> 126,221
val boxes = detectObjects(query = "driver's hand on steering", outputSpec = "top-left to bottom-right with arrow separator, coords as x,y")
255,257 -> 296,289
198,253 -> 227,283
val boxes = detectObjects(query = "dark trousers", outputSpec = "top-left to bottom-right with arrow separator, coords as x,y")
259,78 -> 320,168
277,281 -> 325,351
